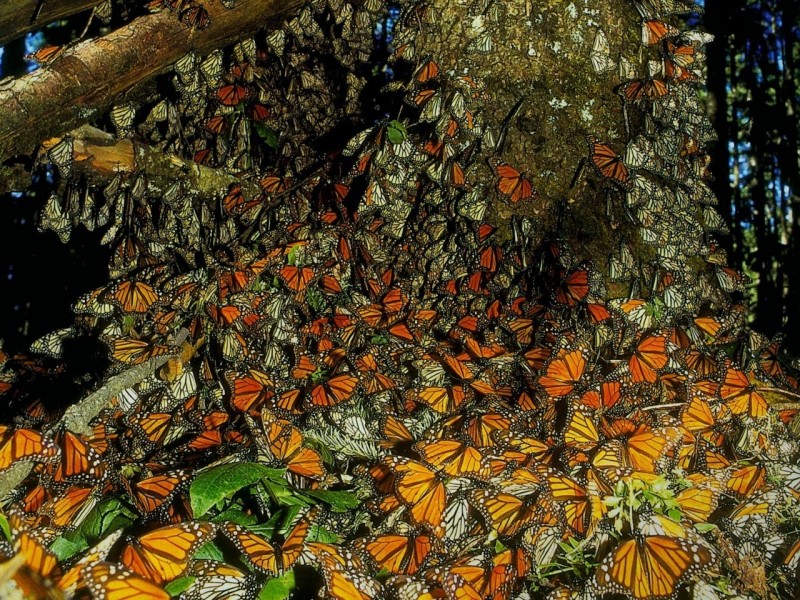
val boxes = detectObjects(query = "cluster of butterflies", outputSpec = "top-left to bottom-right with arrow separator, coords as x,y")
5,0 -> 800,599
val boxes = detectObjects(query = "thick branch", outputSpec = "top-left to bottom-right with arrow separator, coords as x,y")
44,125 -> 261,200
0,0 -> 304,163
0,0 -> 98,47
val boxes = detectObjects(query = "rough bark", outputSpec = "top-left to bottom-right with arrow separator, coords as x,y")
42,125 -> 261,201
0,0 -> 98,47
0,0 -> 304,162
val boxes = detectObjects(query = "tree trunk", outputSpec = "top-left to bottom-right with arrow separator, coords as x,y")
0,0 -> 304,162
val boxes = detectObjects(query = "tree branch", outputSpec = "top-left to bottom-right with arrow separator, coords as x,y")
0,0 -> 98,47
0,0 -> 305,163
42,125 -> 261,201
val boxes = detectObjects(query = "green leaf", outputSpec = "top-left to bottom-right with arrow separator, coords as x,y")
694,523 -> 718,533
308,524 -> 341,544
80,498 -> 136,541
386,120 -> 407,144
190,463 -> 285,517
165,576 -> 195,596
304,490 -> 360,512
50,536 -> 87,561
0,513 -> 10,542
258,571 -> 296,600
212,506 -> 259,527
254,123 -> 279,149
195,541 -> 225,561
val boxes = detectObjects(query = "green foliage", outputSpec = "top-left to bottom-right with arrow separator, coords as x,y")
259,571 -> 296,599
540,536 -> 598,580
603,475 -> 682,533
190,462 -> 286,517
165,576 -> 196,596
386,120 -> 408,144
50,498 -> 136,561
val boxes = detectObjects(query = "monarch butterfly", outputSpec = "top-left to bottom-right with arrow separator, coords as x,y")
415,439 -> 489,479
597,422 -> 679,473
587,137 -> 632,189
26,44 -> 63,64
310,374 -> 359,408
355,353 -> 396,395
641,19 -> 678,45
719,365 -> 767,420
539,349 -> 587,397
489,159 -> 537,204
225,369 -> 274,413
216,82 -> 249,106
628,334 -> 669,384
183,560 -> 259,600
259,174 -> 293,194
82,562 -> 170,600
358,533 -> 434,575
110,337 -> 175,365
415,59 -> 440,82
470,489 -> 538,537
260,416 -> 326,480
388,457 -> 447,536
726,464 -> 766,497
105,280 -> 159,314
53,432 -> 105,484
0,429 -> 59,470
411,385 -> 470,415
674,475 -> 720,523
132,470 -> 190,514
618,77 -> 669,103
121,522 -> 216,584
315,549 -> 383,599
554,264 -> 591,306
564,408 -> 600,448
223,513 -> 310,575
545,472 -> 591,535
593,535 -> 713,600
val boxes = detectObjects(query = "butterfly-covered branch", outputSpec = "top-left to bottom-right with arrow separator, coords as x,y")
0,328 -> 190,501
0,0 -> 98,47
42,125 -> 261,202
56,327 -> 190,437
0,0 -> 304,163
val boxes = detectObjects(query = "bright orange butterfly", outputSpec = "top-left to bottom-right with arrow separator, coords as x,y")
0,429 -> 59,470
470,489 -> 538,537
106,280 -> 159,313
225,369 -> 274,413
719,364 -> 767,419
358,533 -> 434,575
587,137 -> 631,189
82,562 -> 170,600
224,512 -> 311,575
132,470 -> 190,514
121,522 -> 216,584
411,384 -> 470,415
641,19 -> 678,45
593,535 -> 713,600
539,348 -> 587,397
388,457 -> 447,536
618,77 -> 669,103
554,264 -> 591,306
261,415 -> 326,480
628,334 -> 669,384
415,439 -> 489,479
279,264 -> 315,293
216,82 -> 249,106
110,337 -> 175,365
489,159 -> 537,204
